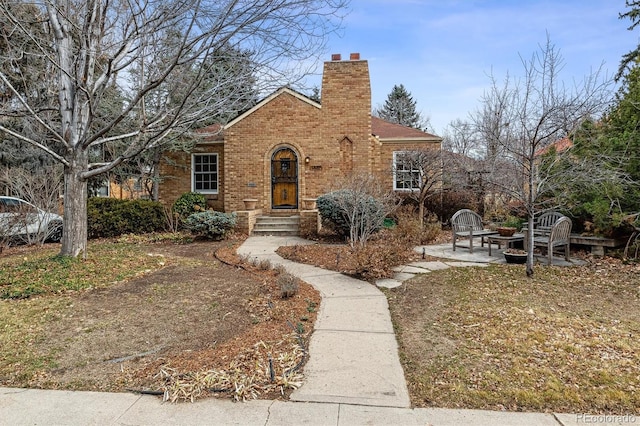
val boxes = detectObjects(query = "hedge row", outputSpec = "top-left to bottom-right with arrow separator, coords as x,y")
87,197 -> 166,238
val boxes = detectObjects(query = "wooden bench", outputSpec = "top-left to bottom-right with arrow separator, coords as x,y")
451,209 -> 497,253
570,234 -> 628,256
532,216 -> 572,264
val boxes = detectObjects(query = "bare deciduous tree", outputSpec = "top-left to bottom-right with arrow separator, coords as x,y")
0,0 -> 347,258
473,37 -> 613,276
442,118 -> 481,159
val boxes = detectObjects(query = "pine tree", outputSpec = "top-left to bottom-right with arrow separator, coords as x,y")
617,0 -> 640,79
375,84 -> 425,130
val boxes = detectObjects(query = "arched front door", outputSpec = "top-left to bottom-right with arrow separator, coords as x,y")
271,147 -> 298,209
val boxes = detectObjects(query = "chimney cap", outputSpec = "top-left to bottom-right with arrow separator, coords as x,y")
350,53 -> 360,60
331,53 -> 341,61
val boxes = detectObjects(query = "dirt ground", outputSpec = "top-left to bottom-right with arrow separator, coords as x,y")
1,240 -> 320,401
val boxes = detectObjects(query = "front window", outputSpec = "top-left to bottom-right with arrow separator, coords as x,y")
192,153 -> 218,194
393,151 -> 421,191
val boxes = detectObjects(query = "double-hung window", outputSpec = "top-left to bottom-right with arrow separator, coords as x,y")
192,153 -> 218,194
393,151 -> 421,191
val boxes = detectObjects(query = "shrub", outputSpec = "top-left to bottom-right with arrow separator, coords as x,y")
172,192 -> 207,220
87,197 -> 166,238
390,205 -> 442,245
426,188 -> 481,223
317,189 -> 386,239
317,191 -> 349,235
502,215 -> 525,230
350,229 -> 415,281
277,272 -> 299,298
184,211 -> 237,240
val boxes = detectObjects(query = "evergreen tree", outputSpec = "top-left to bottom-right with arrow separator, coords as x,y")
374,84 -> 426,130
0,3 -> 60,171
617,0 -> 640,79
604,60 -> 640,186
547,61 -> 640,235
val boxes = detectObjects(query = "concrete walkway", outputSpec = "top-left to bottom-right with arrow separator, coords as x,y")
236,236 -> 410,408
0,236 -> 621,425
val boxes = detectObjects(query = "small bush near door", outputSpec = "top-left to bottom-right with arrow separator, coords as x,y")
317,190 -> 385,237
184,211 -> 237,240
172,192 -> 208,221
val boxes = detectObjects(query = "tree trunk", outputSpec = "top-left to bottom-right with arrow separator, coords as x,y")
526,156 -> 536,277
418,197 -> 425,228
152,149 -> 161,201
526,215 -> 534,277
60,151 -> 88,259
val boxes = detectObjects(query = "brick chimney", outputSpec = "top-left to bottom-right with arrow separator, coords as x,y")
321,54 -> 372,173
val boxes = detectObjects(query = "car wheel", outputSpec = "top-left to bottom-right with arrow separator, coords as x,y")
46,221 -> 63,242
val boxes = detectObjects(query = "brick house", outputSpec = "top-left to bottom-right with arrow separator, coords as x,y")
158,53 -> 442,234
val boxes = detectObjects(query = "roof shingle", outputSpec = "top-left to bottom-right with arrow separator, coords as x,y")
371,116 -> 439,139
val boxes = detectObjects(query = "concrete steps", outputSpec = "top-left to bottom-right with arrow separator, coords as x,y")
252,215 -> 300,236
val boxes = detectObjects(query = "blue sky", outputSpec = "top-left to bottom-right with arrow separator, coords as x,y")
305,0 -> 635,134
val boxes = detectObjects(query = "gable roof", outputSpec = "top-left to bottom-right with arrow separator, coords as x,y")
224,87 -> 320,129
371,116 -> 441,141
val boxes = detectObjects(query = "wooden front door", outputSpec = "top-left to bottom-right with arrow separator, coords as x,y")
271,148 -> 298,209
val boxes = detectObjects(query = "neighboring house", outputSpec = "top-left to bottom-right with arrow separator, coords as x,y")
93,178 -> 151,200
535,137 -> 573,157
157,53 -> 442,232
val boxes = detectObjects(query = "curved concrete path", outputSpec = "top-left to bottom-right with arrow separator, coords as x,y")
237,236 -> 410,408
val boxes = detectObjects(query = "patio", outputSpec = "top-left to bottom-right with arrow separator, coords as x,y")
416,237 -> 587,267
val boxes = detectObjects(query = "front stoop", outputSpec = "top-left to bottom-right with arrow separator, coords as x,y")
252,215 -> 300,236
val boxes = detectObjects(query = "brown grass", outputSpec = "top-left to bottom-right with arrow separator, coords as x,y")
0,235 -> 320,402
387,259 -> 640,413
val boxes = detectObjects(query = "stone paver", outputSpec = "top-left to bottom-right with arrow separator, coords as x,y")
391,271 -> 415,281
409,260 -> 450,270
392,265 -> 432,274
444,261 -> 489,268
375,278 -> 403,289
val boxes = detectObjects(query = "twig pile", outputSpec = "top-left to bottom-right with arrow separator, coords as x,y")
156,333 -> 305,402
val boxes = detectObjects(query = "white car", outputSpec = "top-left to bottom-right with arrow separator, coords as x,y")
0,196 -> 63,244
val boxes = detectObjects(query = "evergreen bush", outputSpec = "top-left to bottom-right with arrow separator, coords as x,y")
184,211 -> 237,240
317,190 -> 385,237
172,192 -> 207,220
87,197 -> 165,238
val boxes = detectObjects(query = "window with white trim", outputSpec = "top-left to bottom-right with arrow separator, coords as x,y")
192,153 -> 218,193
393,151 -> 421,191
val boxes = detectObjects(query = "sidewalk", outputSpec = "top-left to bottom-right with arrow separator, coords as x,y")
1,386 -> 594,426
0,236 -> 622,425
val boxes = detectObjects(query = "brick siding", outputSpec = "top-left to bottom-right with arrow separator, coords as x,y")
158,55 -> 441,214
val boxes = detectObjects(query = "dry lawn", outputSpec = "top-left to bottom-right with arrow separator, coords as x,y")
387,258 -> 640,414
278,231 -> 640,414
4,227 -> 639,412
0,235 -> 320,402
